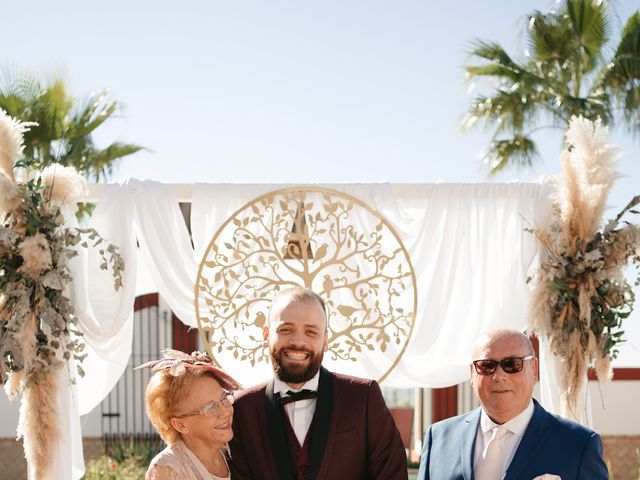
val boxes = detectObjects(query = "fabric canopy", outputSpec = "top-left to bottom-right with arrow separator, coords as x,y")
73,179 -> 555,409
62,179 -> 558,479
190,182 -> 555,387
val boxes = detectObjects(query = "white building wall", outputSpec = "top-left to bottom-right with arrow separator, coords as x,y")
0,395 -> 19,437
590,380 -> 640,435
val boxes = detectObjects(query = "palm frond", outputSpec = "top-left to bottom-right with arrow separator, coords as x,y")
621,85 -> 640,133
462,87 -> 546,135
0,92 -> 28,117
483,135 -> 539,175
462,1 -> 635,175
599,11 -> 640,133
81,143 -> 145,181
467,40 -> 517,64
602,12 -> 640,90
527,10 -> 576,62
565,0 -> 610,57
0,71 -> 144,181
616,10 -> 640,59
553,91 -> 612,122
465,64 -> 522,81
69,91 -> 118,138
464,40 -> 531,82
605,57 -> 640,89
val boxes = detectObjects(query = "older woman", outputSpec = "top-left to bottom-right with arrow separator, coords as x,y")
140,350 -> 240,480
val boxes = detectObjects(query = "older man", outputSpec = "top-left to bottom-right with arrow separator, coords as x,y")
417,329 -> 608,480
229,286 -> 407,480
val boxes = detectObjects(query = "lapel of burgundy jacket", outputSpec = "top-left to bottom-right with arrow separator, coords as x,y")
307,367 -> 334,480
264,378 -> 295,480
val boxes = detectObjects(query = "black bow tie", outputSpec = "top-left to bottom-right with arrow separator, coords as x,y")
279,389 -> 317,405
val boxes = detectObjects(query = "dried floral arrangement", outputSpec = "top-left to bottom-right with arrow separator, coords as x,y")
529,116 -> 640,419
0,109 -> 124,478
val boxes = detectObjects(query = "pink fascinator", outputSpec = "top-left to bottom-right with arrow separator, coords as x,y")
136,349 -> 241,391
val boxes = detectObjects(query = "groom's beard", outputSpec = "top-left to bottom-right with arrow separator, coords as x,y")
270,345 -> 324,384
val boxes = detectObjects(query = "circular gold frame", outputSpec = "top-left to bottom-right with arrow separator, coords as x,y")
194,186 -> 417,383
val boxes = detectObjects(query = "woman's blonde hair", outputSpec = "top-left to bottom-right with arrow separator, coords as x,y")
145,368 -> 201,444
145,365 -> 239,444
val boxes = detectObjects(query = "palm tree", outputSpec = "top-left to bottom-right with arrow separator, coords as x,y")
462,0 -> 640,174
0,71 -> 143,181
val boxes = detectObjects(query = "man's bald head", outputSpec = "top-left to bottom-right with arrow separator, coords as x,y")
470,328 -> 538,425
472,329 -> 534,361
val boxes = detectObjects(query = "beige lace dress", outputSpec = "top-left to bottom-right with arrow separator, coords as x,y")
146,440 -> 230,480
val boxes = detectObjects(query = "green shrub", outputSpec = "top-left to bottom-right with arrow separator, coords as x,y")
109,437 -> 164,466
82,454 -> 146,480
83,437 -> 164,480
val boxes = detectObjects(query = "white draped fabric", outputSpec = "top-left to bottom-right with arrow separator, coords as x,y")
59,179 -> 559,479
538,337 -> 592,427
70,184 -> 138,414
191,182 -> 555,387
50,367 -> 84,480
130,182 -> 202,328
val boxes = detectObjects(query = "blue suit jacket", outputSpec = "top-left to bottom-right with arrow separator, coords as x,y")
417,400 -> 608,480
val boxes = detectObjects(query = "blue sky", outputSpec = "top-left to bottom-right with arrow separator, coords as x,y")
4,0 -> 640,364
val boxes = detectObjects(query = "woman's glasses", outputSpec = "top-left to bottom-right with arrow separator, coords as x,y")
472,355 -> 535,375
175,392 -> 234,418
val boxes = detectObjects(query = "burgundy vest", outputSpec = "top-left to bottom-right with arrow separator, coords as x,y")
281,405 -> 315,480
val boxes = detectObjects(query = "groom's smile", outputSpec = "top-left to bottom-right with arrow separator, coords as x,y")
263,292 -> 329,389
283,349 -> 310,362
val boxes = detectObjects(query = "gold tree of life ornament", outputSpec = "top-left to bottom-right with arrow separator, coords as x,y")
194,187 -> 416,384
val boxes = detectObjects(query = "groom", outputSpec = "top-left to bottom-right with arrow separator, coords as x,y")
417,329 -> 608,479
229,286 -> 407,480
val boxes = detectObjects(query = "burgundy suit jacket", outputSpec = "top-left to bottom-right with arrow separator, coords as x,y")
229,367 -> 407,480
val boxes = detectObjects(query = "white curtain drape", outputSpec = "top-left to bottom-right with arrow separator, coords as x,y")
539,338 -> 592,426
70,184 -> 138,414
70,179 -> 558,398
57,179 -> 559,479
57,184 -> 139,479
190,182 -> 555,387
71,180 -> 202,417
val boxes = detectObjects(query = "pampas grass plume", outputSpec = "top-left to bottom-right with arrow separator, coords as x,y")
40,165 -> 87,208
559,330 -> 586,421
15,314 -> 38,378
17,234 -> 52,279
0,109 -> 34,183
17,370 -> 60,480
0,172 -> 20,214
561,118 -> 619,242
532,117 -> 625,417
556,150 -> 585,255
4,370 -> 24,400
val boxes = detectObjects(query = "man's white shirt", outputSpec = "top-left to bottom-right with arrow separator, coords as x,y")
473,400 -> 535,479
274,372 -> 320,446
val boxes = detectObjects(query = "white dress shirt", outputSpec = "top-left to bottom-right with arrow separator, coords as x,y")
274,372 -> 320,446
473,400 -> 535,479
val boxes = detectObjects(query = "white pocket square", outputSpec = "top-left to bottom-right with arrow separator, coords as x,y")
532,475 -> 561,480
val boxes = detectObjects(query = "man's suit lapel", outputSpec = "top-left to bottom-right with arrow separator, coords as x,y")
264,378 -> 294,480
460,408 -> 481,480
504,400 -> 551,480
307,367 -> 334,480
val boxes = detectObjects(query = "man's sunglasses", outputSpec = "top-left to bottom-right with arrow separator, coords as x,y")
472,355 -> 535,375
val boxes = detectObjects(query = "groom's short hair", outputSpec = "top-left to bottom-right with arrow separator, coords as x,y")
267,286 -> 327,323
